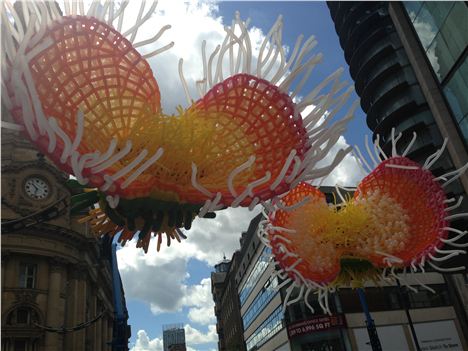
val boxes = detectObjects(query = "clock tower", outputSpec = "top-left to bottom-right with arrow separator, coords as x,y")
1,105 -> 117,350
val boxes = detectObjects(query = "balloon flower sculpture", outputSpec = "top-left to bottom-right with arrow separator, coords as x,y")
2,0 -> 467,317
1,1 -> 356,252
259,132 -> 468,314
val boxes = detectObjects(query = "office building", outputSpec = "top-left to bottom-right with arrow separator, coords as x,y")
218,185 -> 467,350
235,188 -> 351,351
162,324 -> 186,351
211,215 -> 264,351
211,251 -> 246,351
212,256 -> 231,350
326,1 -> 468,348
326,1 -> 467,225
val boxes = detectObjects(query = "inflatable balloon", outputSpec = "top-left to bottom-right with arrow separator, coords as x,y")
259,131 -> 467,314
1,1 -> 355,251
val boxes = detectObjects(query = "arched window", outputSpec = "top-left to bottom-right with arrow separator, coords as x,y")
2,306 -> 41,351
6,307 -> 39,326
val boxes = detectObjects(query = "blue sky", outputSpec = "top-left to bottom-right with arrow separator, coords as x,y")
112,1 -> 370,351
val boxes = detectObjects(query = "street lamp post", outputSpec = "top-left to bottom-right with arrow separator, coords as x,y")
357,288 -> 382,351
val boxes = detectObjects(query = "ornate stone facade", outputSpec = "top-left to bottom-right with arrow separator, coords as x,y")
1,113 -> 116,350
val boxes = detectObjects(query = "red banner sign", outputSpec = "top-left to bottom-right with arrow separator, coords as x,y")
287,315 -> 346,339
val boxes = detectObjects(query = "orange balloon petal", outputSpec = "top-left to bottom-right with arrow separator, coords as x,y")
355,156 -> 448,266
269,183 -> 341,284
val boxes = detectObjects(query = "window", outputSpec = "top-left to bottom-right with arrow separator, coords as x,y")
15,339 -> 27,351
1,338 -> 37,351
338,284 -> 452,312
440,3 -> 468,64
443,58 -> 468,142
6,307 -> 39,325
339,287 -> 403,313
407,284 -> 452,308
285,288 -> 338,324
19,263 -> 37,289
239,246 -> 272,306
242,276 -> 279,329
404,1 -> 423,22
245,306 -> 283,351
17,309 -> 30,324
426,31 -> 455,80
404,1 -> 467,82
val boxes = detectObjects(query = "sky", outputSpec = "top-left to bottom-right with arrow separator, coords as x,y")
91,1 -> 372,350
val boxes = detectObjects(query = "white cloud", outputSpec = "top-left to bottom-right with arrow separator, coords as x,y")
183,278 -> 216,325
117,206 -> 259,316
131,330 -> 163,351
140,0 -> 226,112
317,135 -> 367,186
184,324 -> 218,345
297,105 -> 368,187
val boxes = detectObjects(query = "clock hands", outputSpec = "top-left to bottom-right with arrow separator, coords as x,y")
26,178 -> 49,199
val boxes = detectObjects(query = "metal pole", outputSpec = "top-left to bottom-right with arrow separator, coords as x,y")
396,279 -> 421,351
357,288 -> 383,351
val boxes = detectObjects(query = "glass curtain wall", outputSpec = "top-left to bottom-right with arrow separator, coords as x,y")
404,1 -> 468,142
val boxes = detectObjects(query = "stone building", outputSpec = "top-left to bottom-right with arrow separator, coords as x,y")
1,109 -> 117,350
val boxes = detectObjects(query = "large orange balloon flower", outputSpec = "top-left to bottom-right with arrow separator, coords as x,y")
260,132 -> 467,314
2,2 -> 355,251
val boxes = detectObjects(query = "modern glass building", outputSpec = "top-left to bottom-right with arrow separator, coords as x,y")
327,2 -> 467,200
403,1 -> 468,141
328,1 -> 468,349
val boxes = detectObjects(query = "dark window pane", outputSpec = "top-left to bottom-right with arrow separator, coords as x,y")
2,339 -> 10,350
19,263 -> 37,289
14,339 -> 27,351
458,116 -> 468,143
440,3 -> 468,63
16,309 -> 30,324
443,58 -> 468,144
292,303 -> 302,321
404,1 -> 423,22
425,2 -> 454,30
426,32 -> 455,81
239,246 -> 272,306
412,3 -> 439,50
338,287 -> 403,312
407,284 -> 452,308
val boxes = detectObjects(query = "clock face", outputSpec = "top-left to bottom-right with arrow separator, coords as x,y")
24,177 -> 50,200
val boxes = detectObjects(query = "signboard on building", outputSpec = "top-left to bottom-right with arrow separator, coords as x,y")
414,320 -> 463,351
353,320 -> 464,351
287,314 -> 346,339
